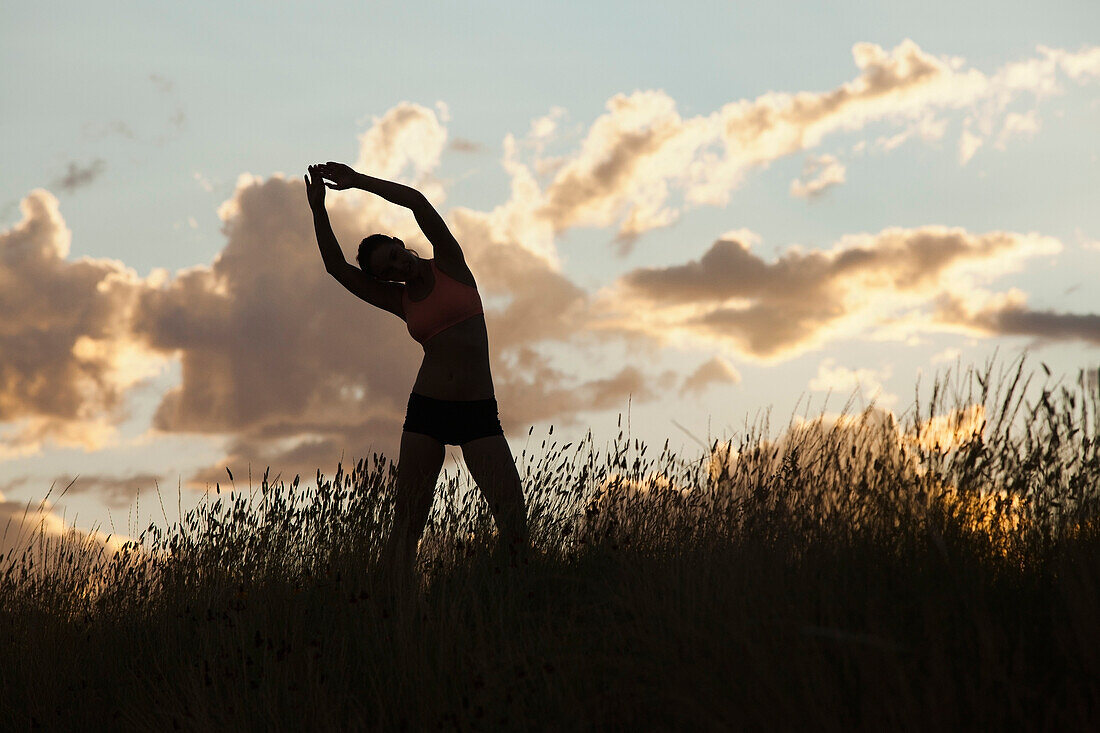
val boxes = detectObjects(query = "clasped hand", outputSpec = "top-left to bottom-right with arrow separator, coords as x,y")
304,162 -> 359,210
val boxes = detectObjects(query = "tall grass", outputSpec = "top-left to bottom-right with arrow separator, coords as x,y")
2,351 -> 1099,730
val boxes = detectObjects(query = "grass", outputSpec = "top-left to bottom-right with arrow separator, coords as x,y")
2,351 -> 1099,730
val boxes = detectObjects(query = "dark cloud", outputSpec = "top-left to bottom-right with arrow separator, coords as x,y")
44,472 -> 165,508
680,357 -> 742,396
0,190 -> 159,453
934,293 -> 1100,346
609,227 -> 1060,360
448,137 -> 483,153
50,159 -> 106,193
132,175 -> 424,441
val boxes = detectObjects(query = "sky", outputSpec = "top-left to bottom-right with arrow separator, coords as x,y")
2,0 -> 1099,548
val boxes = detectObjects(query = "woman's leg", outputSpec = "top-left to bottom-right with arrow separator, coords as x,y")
382,430 -> 446,581
460,433 -> 530,561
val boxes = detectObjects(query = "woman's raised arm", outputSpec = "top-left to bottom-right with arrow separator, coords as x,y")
306,165 -> 347,273
317,162 -> 464,262
317,162 -> 423,210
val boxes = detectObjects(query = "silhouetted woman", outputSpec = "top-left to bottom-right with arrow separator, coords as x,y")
305,162 -> 529,580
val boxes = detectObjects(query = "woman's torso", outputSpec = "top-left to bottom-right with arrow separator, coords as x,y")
404,258 -> 495,401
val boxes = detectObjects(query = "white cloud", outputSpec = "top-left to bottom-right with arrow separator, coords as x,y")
513,40 -> 1100,248
1074,227 -> 1100,251
809,358 -> 896,408
193,171 -> 214,192
958,128 -> 983,165
790,154 -> 846,198
993,109 -> 1041,150
931,347 -> 962,364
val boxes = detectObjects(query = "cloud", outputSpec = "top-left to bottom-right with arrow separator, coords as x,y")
130,174 -> 425,459
149,73 -> 186,142
193,171 -> 215,192
446,207 -> 592,349
594,226 -> 1063,362
718,227 -> 763,248
958,127 -> 983,165
529,106 -> 568,141
353,102 -> 450,189
36,472 -> 165,509
0,190 -> 166,456
993,109 -> 1040,150
808,358 -> 896,408
1074,227 -> 1100,251
533,89 -> 694,246
49,159 -> 107,193
1037,44 -> 1100,81
790,154 -> 846,199
79,73 -> 185,144
493,41 -> 1100,251
448,137 -> 484,153
871,112 -> 948,153
1,489 -> 131,569
932,291 -> 1100,346
931,347 -> 962,364
680,357 -> 742,397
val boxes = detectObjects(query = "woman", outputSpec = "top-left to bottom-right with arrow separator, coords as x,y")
304,162 -> 528,579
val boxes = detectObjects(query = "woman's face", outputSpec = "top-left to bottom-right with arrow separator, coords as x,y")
370,238 -> 413,281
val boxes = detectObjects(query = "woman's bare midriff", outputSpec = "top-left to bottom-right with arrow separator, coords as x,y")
410,314 -> 496,400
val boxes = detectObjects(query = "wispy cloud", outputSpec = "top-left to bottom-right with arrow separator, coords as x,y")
49,159 -> 107,194
680,357 -> 742,397
809,358 -> 896,408
790,154 -> 846,199
958,127 -> 983,165
79,72 -> 186,144
448,137 -> 484,153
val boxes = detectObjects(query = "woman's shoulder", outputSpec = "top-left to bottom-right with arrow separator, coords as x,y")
432,256 -> 477,289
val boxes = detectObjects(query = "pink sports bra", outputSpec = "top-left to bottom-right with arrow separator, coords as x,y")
402,259 -> 485,345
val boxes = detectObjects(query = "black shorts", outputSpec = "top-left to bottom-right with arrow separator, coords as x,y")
402,392 -> 505,446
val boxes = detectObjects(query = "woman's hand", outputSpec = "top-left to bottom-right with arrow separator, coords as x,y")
316,161 -> 360,191
305,164 -> 327,210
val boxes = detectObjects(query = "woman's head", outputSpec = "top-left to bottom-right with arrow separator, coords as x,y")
357,234 -> 420,281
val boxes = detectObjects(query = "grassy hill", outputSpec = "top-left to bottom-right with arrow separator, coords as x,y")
2,355 -> 1098,730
